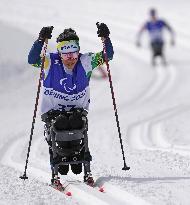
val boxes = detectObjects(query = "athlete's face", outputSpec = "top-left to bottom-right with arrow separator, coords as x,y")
150,10 -> 157,21
151,14 -> 157,21
60,51 -> 79,69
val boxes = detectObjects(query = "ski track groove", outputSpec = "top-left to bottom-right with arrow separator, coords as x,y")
128,103 -> 190,156
0,133 -> 151,205
136,65 -> 177,104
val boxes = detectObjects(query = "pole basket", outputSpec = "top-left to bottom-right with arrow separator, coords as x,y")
20,174 -> 28,180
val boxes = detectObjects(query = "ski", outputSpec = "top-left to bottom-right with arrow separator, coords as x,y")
50,180 -> 72,196
84,178 -> 105,193
88,184 -> 105,193
66,178 -> 105,193
89,184 -> 105,193
98,186 -> 105,193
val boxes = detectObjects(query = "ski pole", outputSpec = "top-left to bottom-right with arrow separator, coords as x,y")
20,39 -> 49,180
96,23 -> 130,171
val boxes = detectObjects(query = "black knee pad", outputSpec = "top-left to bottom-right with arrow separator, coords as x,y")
58,165 -> 69,175
71,163 -> 82,174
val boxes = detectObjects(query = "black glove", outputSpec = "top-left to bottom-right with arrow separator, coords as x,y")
96,22 -> 110,38
38,26 -> 54,41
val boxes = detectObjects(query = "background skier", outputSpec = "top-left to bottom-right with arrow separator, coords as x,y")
28,23 -> 114,185
136,8 -> 175,66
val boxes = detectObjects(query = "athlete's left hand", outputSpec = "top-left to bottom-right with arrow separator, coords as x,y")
96,22 -> 110,38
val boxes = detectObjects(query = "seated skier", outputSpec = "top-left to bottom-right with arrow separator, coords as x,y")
42,107 -> 92,183
28,23 -> 114,185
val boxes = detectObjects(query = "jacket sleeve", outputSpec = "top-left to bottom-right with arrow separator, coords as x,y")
28,40 -> 44,67
80,37 -> 114,78
163,20 -> 175,35
136,22 -> 147,42
103,37 -> 114,61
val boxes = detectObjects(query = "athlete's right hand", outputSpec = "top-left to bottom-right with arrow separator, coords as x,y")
38,26 -> 54,41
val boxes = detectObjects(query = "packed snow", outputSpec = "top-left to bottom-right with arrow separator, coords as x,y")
0,0 -> 190,204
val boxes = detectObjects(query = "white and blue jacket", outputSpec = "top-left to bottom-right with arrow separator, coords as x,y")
28,38 -> 114,114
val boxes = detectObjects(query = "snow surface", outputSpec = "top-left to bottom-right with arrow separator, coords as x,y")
0,0 -> 190,204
